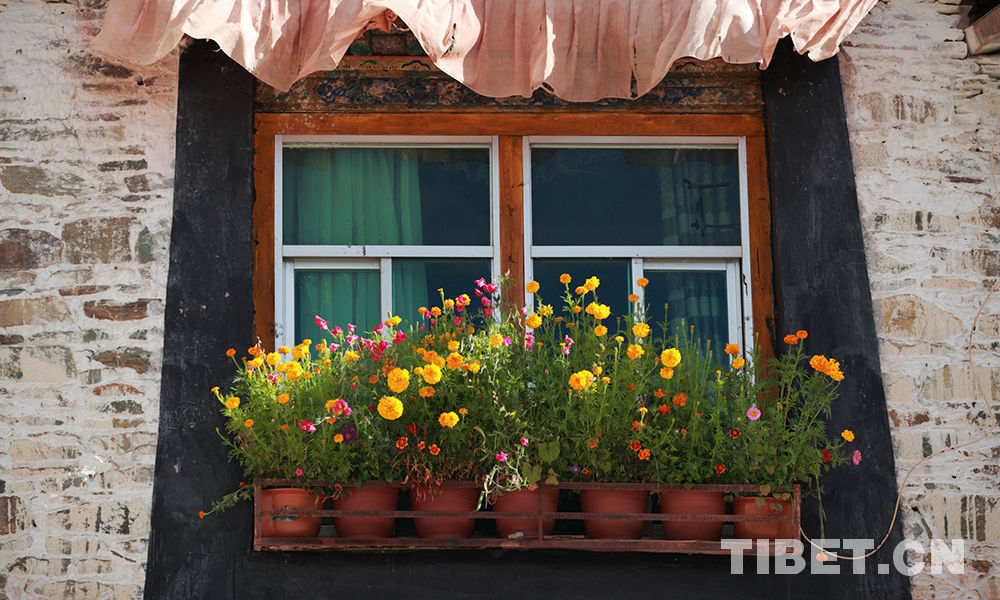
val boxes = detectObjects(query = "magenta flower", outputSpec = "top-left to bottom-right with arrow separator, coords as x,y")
347,323 -> 356,333
520,437 -> 529,446
314,315 -> 329,331
747,405 -> 761,421
299,420 -> 316,432
562,346 -> 570,356
853,450 -> 862,465
496,452 -> 509,462
330,343 -> 340,351
266,373 -> 278,383
331,325 -> 343,335
520,307 -> 528,315
483,308 -> 493,317
393,331 -> 406,344
346,335 -> 359,345
483,283 -> 497,294
565,335 -> 574,346
502,336 -> 512,346
524,333 -> 535,349
295,468 -> 303,477
481,296 -> 492,307
475,277 -> 486,288
454,316 -> 462,325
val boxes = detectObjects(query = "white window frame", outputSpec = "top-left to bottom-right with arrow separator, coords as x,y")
522,136 -> 754,352
273,135 -> 501,349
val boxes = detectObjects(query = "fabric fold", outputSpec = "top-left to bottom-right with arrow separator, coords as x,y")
93,0 -> 876,102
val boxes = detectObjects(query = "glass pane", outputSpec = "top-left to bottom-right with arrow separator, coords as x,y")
531,147 -> 740,246
294,270 -> 380,343
642,270 -> 730,352
283,147 -> 490,246
392,259 -> 491,325
531,260 -> 631,325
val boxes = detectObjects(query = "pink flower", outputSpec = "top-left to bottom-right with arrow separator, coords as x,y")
524,333 -> 535,349
562,346 -> 570,356
374,322 -> 384,334
330,343 -> 340,351
346,335 -> 359,345
331,326 -> 343,335
347,323 -> 356,333
483,308 -> 493,317
502,336 -> 512,346
520,307 -> 528,315
453,316 -> 462,325
475,289 -> 483,297
266,373 -> 278,383
483,283 -> 497,294
295,468 -> 303,477
429,318 -> 436,326
520,437 -> 529,446
393,331 -> 406,344
481,297 -> 492,307
747,405 -> 761,421
314,315 -> 328,330
299,420 -> 316,432
565,335 -> 574,346
496,452 -> 509,462
853,450 -> 862,465
475,277 -> 486,288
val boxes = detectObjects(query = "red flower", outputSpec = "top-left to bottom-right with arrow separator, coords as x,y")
408,423 -> 418,435
729,429 -> 740,438
823,449 -> 832,462
631,420 -> 644,431
658,404 -> 670,415
629,440 -> 641,451
715,463 -> 726,475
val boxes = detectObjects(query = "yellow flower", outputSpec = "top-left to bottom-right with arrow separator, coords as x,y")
584,276 -> 600,291
430,307 -> 442,317
732,357 -> 746,369
291,345 -> 307,360
490,333 -> 503,348
660,348 -> 682,368
378,396 -> 404,420
632,323 -> 651,339
560,273 -> 571,284
659,367 -> 674,379
387,368 -> 410,394
525,314 -> 542,329
285,362 -> 303,381
593,304 -> 610,320
538,304 -> 553,317
278,345 -> 291,354
277,393 -> 289,404
344,351 -> 360,362
594,325 -> 608,337
636,278 -> 649,287
526,281 -> 540,294
468,361 -> 481,374
390,316 -> 402,326
422,364 -> 442,384
443,299 -> 455,309
628,294 -> 639,303
458,407 -> 468,415
333,434 -> 344,443
439,411 -> 459,427
446,352 -> 464,370
275,362 -> 288,373
601,376 -> 611,384
593,366 -> 603,375
841,429 -> 855,442
568,370 -> 595,391
447,340 -> 460,352
614,335 -> 624,343
224,397 -> 240,410
627,344 -> 644,360
266,352 -> 281,366
247,357 -> 263,369
639,406 -> 648,414
418,386 -> 435,398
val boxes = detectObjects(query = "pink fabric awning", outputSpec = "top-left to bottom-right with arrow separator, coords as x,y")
93,0 -> 877,102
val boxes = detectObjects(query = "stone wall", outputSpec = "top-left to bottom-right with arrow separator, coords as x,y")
0,1 -> 177,598
840,0 -> 1000,598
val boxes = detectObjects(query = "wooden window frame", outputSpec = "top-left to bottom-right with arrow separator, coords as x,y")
253,112 -> 775,358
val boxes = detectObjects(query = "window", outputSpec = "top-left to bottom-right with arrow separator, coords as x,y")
254,114 -> 775,357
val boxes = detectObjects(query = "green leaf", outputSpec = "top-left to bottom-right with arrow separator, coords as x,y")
537,440 -> 560,462
544,468 -> 560,486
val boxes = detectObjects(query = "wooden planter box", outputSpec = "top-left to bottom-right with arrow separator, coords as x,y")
253,478 -> 801,555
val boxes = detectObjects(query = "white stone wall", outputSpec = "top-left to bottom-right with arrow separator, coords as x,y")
841,0 -> 1000,597
0,1 -> 177,598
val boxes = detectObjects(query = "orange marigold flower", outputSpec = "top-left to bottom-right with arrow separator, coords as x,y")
396,437 -> 408,450
784,334 -> 799,345
594,325 -> 608,337
248,347 -> 261,356
653,389 -> 666,398
672,393 -> 687,407
715,463 -> 726,475
281,424 -> 288,430
458,407 -> 468,415
658,404 -> 670,415
199,511 -> 205,519
417,441 -> 426,450
560,273 -> 572,284
627,344 -> 644,360
632,323 -> 651,338
796,330 -> 808,339
629,440 -> 641,451
430,307 -> 442,317
526,281 -> 540,294
628,294 -> 639,303
581,468 -> 590,475
225,396 -> 240,410
418,386 -> 435,398
334,434 -> 344,443
589,438 -> 599,449
636,277 -> 649,287
660,348 -> 681,368
732,357 -> 745,369
243,419 -> 254,427
575,286 -> 587,295
638,449 -> 651,461
429,444 -> 441,455
632,420 -> 643,431
660,367 -> 674,380
724,343 -> 740,355
680,428 -> 687,435
225,348 -> 236,357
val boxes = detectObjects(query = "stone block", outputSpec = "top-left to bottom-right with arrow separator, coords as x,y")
878,294 -> 964,342
0,228 -> 63,271
8,440 -> 81,462
0,165 -> 88,196
0,345 -> 76,381
82,299 -> 149,321
91,346 -> 151,373
0,496 -> 25,534
62,217 -> 134,264
0,296 -> 71,327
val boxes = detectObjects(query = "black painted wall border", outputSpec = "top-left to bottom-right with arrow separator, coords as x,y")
146,39 -> 910,599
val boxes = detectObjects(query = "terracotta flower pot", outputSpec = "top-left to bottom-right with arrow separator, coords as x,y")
409,485 -> 480,539
493,487 -> 559,539
732,496 -> 796,540
331,484 -> 400,538
579,489 -> 648,540
260,487 -> 322,538
658,489 -> 726,540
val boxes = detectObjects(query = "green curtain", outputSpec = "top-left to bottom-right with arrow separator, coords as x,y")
284,148 -> 428,335
294,270 -> 380,343
656,150 -> 740,246
649,270 -> 729,350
